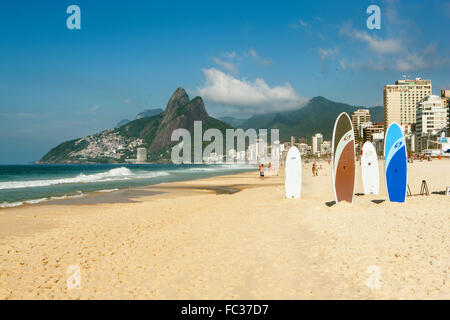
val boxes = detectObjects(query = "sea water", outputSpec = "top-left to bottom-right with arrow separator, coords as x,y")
0,163 -> 255,208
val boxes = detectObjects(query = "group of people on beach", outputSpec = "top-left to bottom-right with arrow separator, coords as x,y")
259,161 -> 322,179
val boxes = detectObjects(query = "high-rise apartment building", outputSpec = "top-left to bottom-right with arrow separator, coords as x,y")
136,147 -> 147,162
383,78 -> 432,131
441,90 -> 450,135
415,95 -> 447,135
350,109 -> 371,139
311,133 -> 323,155
415,95 -> 448,152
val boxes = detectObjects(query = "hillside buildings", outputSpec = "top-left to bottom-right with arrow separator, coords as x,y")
383,78 -> 432,131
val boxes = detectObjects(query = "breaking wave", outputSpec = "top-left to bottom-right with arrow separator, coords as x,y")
0,167 -> 169,190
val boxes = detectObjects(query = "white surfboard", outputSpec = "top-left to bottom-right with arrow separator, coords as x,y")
361,141 -> 380,195
285,147 -> 302,198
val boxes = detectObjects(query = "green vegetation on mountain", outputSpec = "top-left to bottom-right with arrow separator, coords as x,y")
241,96 -> 383,141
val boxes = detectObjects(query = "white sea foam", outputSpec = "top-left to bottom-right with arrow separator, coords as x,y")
24,198 -> 49,204
0,201 -> 24,208
98,188 -> 119,193
0,193 -> 86,209
0,167 -> 169,190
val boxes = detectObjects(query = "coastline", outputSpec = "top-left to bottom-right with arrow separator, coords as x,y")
0,164 -> 257,209
0,159 -> 449,299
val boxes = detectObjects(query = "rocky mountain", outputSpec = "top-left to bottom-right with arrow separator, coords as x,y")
116,108 -> 163,127
240,96 -> 383,141
39,88 -> 231,163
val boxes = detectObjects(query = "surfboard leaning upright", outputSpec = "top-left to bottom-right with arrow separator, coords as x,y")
361,141 -> 380,195
384,122 -> 407,203
285,146 -> 302,198
331,112 -> 355,203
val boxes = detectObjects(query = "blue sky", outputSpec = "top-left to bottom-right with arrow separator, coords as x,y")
0,0 -> 449,163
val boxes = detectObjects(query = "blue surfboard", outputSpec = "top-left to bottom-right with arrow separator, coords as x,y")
384,123 -> 407,203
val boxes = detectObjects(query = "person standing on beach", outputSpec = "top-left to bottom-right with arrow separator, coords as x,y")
259,164 -> 265,180
313,161 -> 319,176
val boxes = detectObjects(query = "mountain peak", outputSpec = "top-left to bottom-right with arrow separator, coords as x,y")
309,96 -> 329,103
167,87 -> 189,107
163,87 -> 190,124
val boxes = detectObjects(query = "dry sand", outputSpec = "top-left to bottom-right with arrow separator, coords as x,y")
0,159 -> 449,299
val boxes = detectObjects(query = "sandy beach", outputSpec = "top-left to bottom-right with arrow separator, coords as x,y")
0,159 -> 449,299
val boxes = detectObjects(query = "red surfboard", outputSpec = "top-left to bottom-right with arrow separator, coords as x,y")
331,112 -> 356,203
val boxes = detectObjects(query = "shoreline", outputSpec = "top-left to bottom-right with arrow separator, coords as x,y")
0,160 -> 449,299
0,165 -> 257,209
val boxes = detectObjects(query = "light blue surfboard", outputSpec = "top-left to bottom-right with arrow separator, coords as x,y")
384,123 -> 407,203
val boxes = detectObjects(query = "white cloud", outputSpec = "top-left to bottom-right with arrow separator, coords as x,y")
335,1 -> 450,73
196,68 -> 308,113
213,48 -> 272,74
213,57 -> 238,74
222,51 -> 237,59
245,48 -> 273,66
318,47 -> 338,60
339,25 -> 402,54
337,19 -> 450,72
299,19 -> 308,27
290,17 -> 316,29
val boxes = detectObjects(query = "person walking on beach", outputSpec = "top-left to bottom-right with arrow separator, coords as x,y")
259,164 -> 265,180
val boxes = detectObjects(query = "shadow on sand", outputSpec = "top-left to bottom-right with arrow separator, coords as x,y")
325,200 -> 336,207
371,199 -> 385,204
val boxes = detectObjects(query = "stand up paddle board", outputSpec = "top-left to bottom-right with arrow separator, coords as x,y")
285,147 -> 302,198
384,122 -> 407,203
331,112 -> 355,203
361,141 -> 380,195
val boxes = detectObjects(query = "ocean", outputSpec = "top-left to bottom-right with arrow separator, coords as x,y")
0,163 -> 256,208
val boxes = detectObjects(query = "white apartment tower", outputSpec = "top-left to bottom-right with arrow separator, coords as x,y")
416,95 -> 447,135
136,147 -> 147,162
383,78 -> 432,130
311,133 -> 323,155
